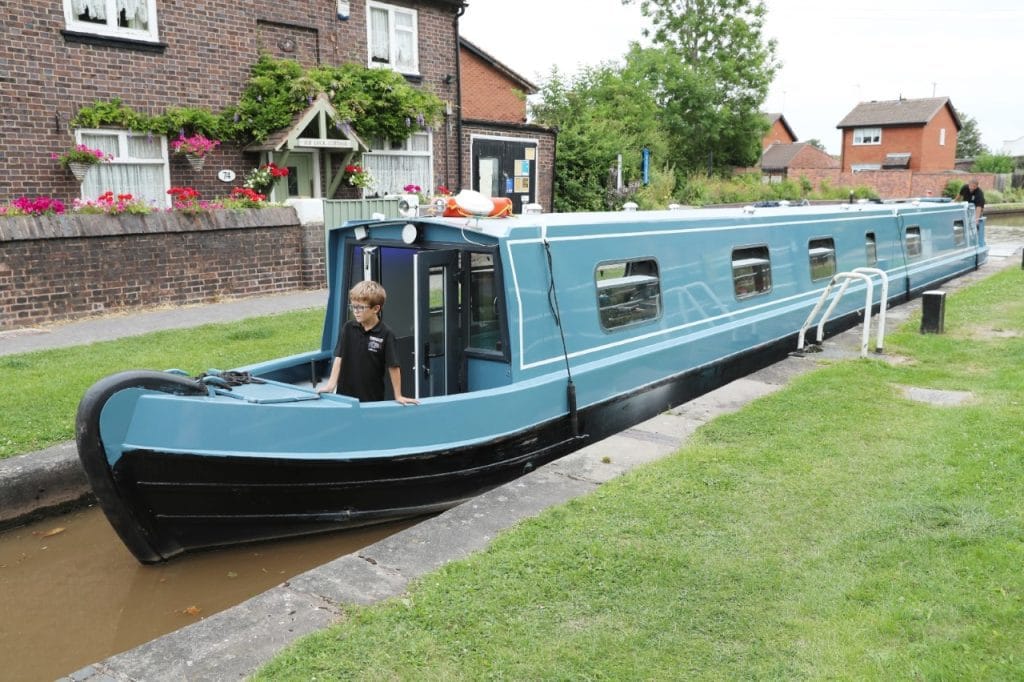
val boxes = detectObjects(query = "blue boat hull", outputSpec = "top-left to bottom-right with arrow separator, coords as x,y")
78,316 -> 844,563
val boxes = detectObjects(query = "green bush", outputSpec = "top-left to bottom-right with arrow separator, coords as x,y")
971,153 -> 1014,173
633,165 -> 678,209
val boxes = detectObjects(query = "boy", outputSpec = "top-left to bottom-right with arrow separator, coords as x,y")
317,280 -> 418,405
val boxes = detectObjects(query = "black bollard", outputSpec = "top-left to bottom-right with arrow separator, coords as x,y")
920,290 -> 946,334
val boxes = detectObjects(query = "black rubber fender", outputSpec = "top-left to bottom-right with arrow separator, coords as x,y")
75,370 -> 206,564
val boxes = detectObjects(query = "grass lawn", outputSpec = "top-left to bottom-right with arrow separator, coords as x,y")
0,308 -> 324,458
255,267 -> 1024,680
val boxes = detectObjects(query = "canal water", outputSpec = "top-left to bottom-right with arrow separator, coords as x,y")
989,212 -> 1024,228
0,505 -> 413,681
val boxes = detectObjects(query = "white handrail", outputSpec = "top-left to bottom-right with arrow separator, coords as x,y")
797,268 -> 891,357
853,267 -> 889,352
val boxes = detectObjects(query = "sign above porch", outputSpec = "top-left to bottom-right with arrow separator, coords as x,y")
244,93 -> 368,154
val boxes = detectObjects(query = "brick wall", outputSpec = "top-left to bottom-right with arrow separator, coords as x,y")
460,48 -> 528,124
0,1 -> 461,205
0,207 -> 326,330
791,169 -> 996,199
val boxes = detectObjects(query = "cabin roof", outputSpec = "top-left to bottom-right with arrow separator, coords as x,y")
387,201 -> 957,241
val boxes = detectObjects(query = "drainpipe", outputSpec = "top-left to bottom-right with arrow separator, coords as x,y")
550,126 -> 558,211
454,4 -> 465,190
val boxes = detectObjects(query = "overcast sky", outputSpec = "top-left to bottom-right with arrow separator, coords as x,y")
459,0 -> 1021,155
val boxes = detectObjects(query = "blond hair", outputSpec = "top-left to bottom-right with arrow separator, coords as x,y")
349,280 -> 387,307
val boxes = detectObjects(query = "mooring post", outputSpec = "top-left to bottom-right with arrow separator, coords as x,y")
920,290 -> 946,334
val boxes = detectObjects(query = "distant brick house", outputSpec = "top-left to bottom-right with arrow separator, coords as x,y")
0,1 -> 470,208
760,142 -> 839,184
836,97 -> 961,173
459,37 -> 555,212
762,113 -> 797,151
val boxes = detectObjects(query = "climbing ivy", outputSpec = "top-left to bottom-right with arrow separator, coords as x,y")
71,55 -> 444,146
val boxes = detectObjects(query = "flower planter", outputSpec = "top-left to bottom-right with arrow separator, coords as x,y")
67,162 -> 93,183
185,154 -> 206,171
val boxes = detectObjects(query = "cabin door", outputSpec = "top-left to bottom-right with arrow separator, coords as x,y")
414,250 -> 460,398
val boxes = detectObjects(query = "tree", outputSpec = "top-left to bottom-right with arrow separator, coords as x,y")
971,153 -> 1014,174
806,138 -> 827,151
956,113 -> 988,158
622,0 -> 779,172
532,54 -> 670,212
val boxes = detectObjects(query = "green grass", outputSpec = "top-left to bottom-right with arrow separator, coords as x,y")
254,267 -> 1024,680
0,309 -> 324,458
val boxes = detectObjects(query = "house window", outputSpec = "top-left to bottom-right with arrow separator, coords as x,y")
853,127 -> 881,145
939,128 -> 947,146
367,1 -> 418,74
63,0 -> 159,42
362,132 -> 432,197
865,232 -> 877,266
953,220 -> 966,247
77,129 -> 169,207
905,226 -> 922,259
596,259 -> 661,330
732,246 -> 772,299
808,238 -> 836,282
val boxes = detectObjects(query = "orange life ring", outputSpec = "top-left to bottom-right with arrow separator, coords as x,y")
442,195 -> 514,218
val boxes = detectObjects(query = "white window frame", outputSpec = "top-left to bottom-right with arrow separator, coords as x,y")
366,1 -> 419,75
853,127 -> 882,146
63,0 -> 160,42
75,128 -> 171,207
362,131 -> 433,197
939,128 -> 947,146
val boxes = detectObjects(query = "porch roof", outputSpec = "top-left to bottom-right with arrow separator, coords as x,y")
244,93 -> 368,154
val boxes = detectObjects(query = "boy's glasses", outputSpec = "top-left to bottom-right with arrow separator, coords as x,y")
349,304 -> 371,312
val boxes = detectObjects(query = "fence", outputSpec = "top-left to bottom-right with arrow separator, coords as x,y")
322,197 -> 402,228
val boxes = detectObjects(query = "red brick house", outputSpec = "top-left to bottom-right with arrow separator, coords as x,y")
762,113 -> 797,151
1,1 -> 469,208
836,97 -> 961,173
760,142 -> 839,184
458,37 -> 555,213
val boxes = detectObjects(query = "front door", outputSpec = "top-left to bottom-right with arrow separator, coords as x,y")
414,250 -> 459,398
273,152 -> 315,200
472,138 -> 537,214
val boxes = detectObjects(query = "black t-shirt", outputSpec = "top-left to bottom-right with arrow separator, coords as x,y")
970,186 -> 985,209
333,319 -> 400,402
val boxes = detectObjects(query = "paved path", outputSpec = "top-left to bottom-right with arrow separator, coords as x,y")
0,289 -> 328,357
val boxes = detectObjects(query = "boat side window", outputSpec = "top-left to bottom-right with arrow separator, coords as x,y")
865,232 -> 877,266
596,259 -> 662,330
905,226 -> 922,259
953,220 -> 966,247
808,238 -> 836,282
732,246 -> 772,299
467,252 -> 502,352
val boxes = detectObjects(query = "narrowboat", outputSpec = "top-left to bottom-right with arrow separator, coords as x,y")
76,197 -> 987,563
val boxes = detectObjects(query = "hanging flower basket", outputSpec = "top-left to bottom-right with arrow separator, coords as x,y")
185,154 -> 206,172
67,162 -> 93,183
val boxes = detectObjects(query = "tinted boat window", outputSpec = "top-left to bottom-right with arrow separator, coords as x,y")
468,252 -> 502,351
596,259 -> 661,330
808,238 -> 837,281
953,220 -> 966,247
732,246 -> 772,298
865,232 -> 877,266
906,226 -> 922,259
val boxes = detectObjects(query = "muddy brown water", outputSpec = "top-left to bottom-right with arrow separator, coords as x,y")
0,505 -> 413,681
